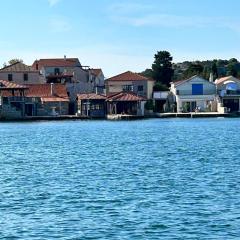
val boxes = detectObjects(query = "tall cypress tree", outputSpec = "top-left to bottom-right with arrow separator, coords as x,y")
151,51 -> 174,86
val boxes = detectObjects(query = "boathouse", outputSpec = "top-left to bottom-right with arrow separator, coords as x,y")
106,92 -> 146,118
76,93 -> 106,118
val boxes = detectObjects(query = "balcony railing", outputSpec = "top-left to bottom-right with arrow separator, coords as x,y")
176,90 -> 216,95
7,96 -> 26,102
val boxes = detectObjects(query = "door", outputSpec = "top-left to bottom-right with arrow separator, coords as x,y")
25,104 -> 34,116
223,99 -> 239,112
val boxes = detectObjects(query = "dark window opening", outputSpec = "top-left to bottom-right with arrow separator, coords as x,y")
54,68 -> 60,75
138,85 -> 144,91
24,73 -> 28,81
8,74 -> 13,81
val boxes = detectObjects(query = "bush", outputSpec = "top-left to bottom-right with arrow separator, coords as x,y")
145,99 -> 154,110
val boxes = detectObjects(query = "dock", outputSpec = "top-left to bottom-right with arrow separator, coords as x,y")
156,112 -> 230,118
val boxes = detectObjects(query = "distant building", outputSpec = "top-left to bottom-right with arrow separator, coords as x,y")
105,71 -> 154,99
170,75 -> 217,113
0,62 -> 41,84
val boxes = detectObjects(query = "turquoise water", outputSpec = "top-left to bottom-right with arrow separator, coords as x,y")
0,118 -> 240,239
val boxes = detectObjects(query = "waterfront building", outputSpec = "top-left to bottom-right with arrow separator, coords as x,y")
106,91 -> 146,118
0,80 -> 28,119
0,62 -> 42,84
105,71 -> 154,99
76,93 -> 106,118
170,75 -> 217,113
215,76 -> 240,113
24,84 -> 69,116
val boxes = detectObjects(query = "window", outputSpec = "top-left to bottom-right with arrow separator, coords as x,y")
54,68 -> 60,75
192,84 -> 203,95
8,74 -> 13,81
123,85 -> 133,91
138,85 -> 143,91
23,73 -> 28,81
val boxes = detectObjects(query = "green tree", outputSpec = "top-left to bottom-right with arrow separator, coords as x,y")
183,63 -> 204,78
140,68 -> 153,79
211,62 -> 218,78
151,51 -> 174,86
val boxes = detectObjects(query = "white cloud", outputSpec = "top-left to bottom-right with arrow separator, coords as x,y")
108,2 -> 240,33
48,0 -> 61,7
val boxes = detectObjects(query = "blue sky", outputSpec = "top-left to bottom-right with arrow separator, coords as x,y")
1,0 -> 240,77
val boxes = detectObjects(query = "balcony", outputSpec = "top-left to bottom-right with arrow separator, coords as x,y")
219,89 -> 240,97
7,96 -> 26,102
176,90 -> 216,96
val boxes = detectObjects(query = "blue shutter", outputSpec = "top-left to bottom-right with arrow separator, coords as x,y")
192,84 -> 203,95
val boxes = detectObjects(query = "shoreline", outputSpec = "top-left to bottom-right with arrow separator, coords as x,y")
0,112 -> 239,122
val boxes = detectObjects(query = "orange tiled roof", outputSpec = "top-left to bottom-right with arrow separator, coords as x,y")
41,97 -> 69,102
0,80 -> 28,89
32,58 -> 81,69
25,84 -> 69,98
107,91 -> 146,102
77,93 -> 106,100
106,71 -> 152,82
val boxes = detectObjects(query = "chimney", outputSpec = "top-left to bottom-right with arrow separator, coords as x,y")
209,72 -> 214,82
64,55 -> 66,60
50,83 -> 54,96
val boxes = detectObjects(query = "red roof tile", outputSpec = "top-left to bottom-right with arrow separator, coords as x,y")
32,58 -> 81,69
107,92 -> 146,102
77,93 -> 106,100
25,84 -> 69,99
41,97 -> 69,102
0,80 -> 28,89
106,71 -> 152,82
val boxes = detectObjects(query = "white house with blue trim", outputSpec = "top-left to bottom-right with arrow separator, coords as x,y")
170,75 -> 217,113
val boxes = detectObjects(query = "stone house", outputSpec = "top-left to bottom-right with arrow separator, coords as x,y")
24,84 -> 69,116
32,57 -> 101,101
0,62 -> 42,84
0,80 -> 28,119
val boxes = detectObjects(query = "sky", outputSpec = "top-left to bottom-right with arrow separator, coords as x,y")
1,0 -> 240,77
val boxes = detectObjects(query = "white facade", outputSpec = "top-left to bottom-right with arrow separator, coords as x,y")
171,76 -> 217,113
